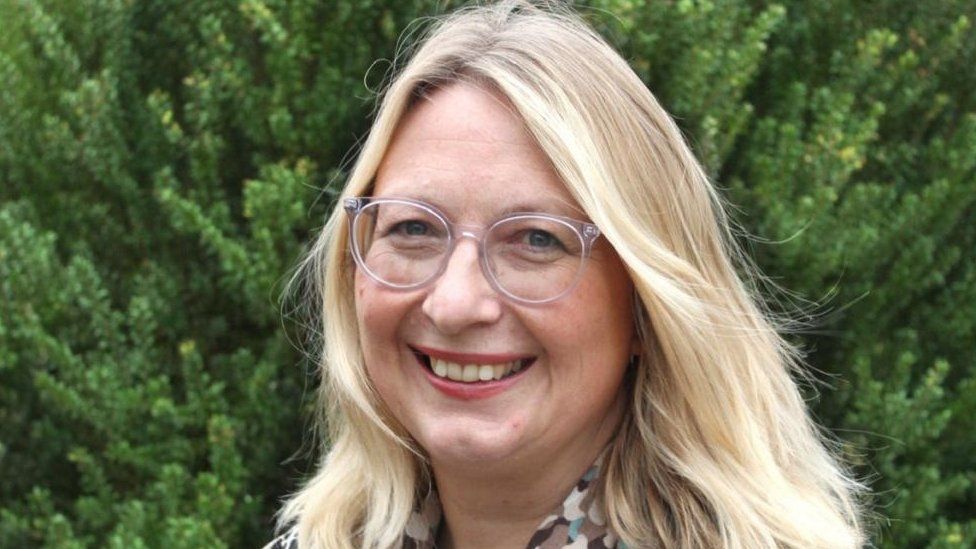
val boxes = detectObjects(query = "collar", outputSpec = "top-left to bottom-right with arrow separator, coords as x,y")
402,454 -> 624,548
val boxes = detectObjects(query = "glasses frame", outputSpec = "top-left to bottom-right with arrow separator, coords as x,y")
343,196 -> 602,305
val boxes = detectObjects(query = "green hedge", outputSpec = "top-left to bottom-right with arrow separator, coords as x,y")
1,0 -> 973,546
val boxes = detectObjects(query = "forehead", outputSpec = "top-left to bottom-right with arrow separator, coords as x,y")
372,82 -> 585,221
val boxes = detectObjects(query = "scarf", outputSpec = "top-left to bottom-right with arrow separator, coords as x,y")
403,455 -> 624,548
267,456 -> 625,548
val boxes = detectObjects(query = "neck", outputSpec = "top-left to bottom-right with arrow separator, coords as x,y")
430,438 -> 611,549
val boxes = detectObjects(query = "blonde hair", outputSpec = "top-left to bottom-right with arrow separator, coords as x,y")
278,1 -> 866,547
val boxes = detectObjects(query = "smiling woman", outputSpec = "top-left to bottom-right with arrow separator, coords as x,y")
267,1 -> 866,548
354,83 -> 636,492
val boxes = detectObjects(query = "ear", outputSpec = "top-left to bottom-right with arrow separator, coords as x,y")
629,289 -> 645,357
630,337 -> 642,358
629,327 -> 643,365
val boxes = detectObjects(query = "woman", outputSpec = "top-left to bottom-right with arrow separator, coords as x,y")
270,1 -> 866,547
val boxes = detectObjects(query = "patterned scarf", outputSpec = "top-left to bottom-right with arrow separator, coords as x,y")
403,455 -> 625,549
266,456 -> 625,549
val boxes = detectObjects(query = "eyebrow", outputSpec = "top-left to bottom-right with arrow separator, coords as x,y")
495,199 -> 587,219
388,195 -> 587,222
370,178 -> 588,219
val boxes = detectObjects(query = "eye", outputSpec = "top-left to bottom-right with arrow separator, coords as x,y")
394,220 -> 431,236
524,229 -> 561,250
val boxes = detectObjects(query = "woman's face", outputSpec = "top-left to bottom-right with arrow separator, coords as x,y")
354,83 -> 636,469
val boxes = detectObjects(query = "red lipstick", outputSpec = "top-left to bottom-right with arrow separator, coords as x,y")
410,345 -> 535,400
412,344 -> 532,364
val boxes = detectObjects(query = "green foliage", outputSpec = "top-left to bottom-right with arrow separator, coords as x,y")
1,0 -> 973,546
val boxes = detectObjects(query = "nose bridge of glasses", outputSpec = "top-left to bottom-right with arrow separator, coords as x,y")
432,225 -> 497,299
445,225 -> 487,269
452,224 -> 484,242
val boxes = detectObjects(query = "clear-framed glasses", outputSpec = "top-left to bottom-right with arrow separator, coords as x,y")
344,196 -> 601,305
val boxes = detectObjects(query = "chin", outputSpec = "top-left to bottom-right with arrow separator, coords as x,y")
417,416 -> 528,466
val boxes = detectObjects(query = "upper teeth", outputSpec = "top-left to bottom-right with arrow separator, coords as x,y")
430,358 -> 524,382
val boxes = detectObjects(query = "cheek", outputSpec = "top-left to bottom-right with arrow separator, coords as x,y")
354,278 -> 396,366
545,261 -> 634,381
354,278 -> 409,415
354,278 -> 373,343
574,269 -> 634,344
355,274 -> 392,329
354,275 -> 420,370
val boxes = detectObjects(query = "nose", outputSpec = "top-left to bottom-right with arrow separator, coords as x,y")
421,236 -> 502,335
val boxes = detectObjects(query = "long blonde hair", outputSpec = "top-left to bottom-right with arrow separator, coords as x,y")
278,1 -> 866,547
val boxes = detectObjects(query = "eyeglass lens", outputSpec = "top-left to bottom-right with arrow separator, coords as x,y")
351,201 -> 586,302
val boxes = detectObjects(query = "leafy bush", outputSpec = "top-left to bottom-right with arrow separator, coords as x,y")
1,0 -> 973,546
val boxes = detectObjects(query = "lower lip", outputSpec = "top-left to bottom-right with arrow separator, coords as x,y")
416,355 -> 531,400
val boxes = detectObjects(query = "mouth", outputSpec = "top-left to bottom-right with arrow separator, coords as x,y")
410,346 -> 536,384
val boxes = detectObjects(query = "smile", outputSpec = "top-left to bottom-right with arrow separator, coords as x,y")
410,345 -> 536,385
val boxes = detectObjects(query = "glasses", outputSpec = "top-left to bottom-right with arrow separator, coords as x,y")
344,197 -> 601,304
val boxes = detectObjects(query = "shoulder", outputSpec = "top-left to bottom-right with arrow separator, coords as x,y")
262,527 -> 298,549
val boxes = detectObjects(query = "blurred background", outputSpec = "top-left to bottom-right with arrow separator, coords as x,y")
1,0 -> 973,546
